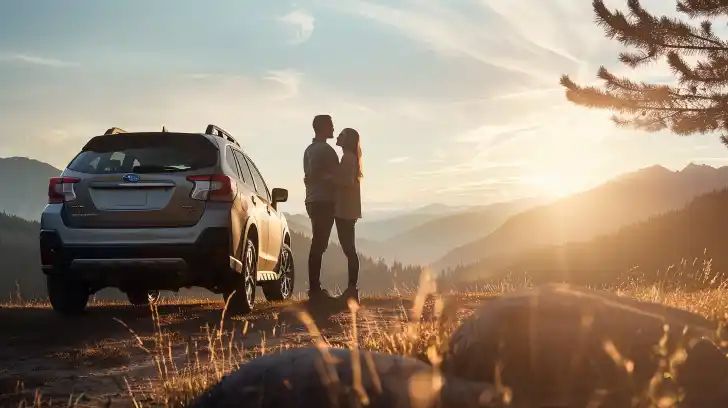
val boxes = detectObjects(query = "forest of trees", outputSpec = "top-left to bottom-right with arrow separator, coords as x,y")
0,212 -> 426,302
560,0 -> 728,145
0,213 -> 43,301
438,187 -> 728,292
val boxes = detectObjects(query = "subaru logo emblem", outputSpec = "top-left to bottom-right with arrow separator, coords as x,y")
122,173 -> 141,183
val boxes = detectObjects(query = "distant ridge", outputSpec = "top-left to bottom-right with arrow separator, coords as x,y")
0,157 -> 62,221
440,187 -> 728,289
434,163 -> 728,271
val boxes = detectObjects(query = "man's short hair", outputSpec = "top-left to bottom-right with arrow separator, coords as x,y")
312,114 -> 332,131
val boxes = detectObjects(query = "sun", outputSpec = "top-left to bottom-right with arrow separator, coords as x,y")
526,173 -> 592,198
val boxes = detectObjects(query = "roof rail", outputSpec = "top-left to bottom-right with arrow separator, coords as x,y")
204,124 -> 240,147
104,127 -> 127,135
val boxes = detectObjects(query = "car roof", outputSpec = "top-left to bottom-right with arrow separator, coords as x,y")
99,124 -> 241,148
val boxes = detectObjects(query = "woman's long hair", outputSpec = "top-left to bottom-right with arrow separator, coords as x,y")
341,128 -> 363,179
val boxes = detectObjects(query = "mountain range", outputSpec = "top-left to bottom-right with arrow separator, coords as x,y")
0,157 -> 61,221
432,163 -> 728,272
438,186 -> 728,290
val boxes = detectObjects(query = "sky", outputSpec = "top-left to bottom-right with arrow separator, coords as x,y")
2,0 -> 728,215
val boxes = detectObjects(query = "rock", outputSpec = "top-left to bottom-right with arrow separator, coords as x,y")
443,283 -> 727,407
190,347 -> 504,408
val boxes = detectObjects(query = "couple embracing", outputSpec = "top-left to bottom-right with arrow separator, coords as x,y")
303,114 -> 362,306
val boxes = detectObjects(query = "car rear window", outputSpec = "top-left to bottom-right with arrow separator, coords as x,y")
67,133 -> 219,174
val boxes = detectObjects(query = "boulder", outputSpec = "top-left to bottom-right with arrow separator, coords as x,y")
190,347 -> 503,408
443,283 -> 728,407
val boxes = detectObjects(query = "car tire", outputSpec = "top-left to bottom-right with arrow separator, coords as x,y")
262,243 -> 294,302
223,238 -> 257,315
127,290 -> 160,306
46,274 -> 90,315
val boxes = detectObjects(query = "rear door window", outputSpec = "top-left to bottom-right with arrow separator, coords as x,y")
232,150 -> 255,189
244,155 -> 271,202
67,133 -> 218,174
225,146 -> 243,181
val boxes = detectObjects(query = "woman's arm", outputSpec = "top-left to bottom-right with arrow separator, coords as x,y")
336,154 -> 357,186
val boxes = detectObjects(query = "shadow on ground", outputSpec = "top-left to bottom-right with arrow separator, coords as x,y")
0,294 -> 489,406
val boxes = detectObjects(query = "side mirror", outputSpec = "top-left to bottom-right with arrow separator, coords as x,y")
271,188 -> 288,208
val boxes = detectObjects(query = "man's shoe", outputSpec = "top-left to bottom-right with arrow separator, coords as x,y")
340,287 -> 360,306
308,288 -> 335,302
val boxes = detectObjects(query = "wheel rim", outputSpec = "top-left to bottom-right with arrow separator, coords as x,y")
279,249 -> 293,298
244,243 -> 256,305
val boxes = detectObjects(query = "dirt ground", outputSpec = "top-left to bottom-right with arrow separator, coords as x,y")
0,294 -> 488,407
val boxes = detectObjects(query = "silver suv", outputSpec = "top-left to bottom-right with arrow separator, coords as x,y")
39,124 -> 294,315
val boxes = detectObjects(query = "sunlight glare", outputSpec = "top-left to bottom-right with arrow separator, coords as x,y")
522,172 -> 592,198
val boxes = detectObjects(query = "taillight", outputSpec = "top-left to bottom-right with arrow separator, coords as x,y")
187,175 -> 237,202
48,177 -> 81,204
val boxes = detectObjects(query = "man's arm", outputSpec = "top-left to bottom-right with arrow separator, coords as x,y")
303,146 -> 312,184
304,144 -> 338,184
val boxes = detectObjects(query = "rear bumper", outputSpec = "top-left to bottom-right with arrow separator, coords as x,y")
39,227 -> 234,291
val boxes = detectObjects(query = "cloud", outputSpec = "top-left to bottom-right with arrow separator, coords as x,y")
264,69 -> 303,99
180,73 -> 247,80
38,129 -> 72,146
0,53 -> 78,67
388,156 -> 410,164
0,67 -> 458,211
455,124 -> 538,145
412,160 -> 527,178
330,0 -> 588,85
278,9 -> 315,45
690,157 -> 728,163
429,177 -> 525,196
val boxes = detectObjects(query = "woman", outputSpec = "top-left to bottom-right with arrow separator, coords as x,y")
334,127 -> 362,304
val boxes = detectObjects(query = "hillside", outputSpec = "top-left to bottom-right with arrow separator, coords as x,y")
356,202 -> 470,223
434,163 -> 728,272
0,212 -> 424,301
0,157 -> 61,221
381,197 -> 547,265
438,188 -> 728,290
0,212 -> 44,300
356,213 -> 455,241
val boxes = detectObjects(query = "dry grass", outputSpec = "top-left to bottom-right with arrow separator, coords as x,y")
135,273 -> 459,408
6,263 -> 728,407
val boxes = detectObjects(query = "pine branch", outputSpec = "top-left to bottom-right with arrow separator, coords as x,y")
560,0 -> 728,144
677,0 -> 728,17
592,0 -> 728,69
560,68 -> 728,136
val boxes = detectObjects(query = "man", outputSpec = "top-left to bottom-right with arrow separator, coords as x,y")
303,114 -> 339,303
